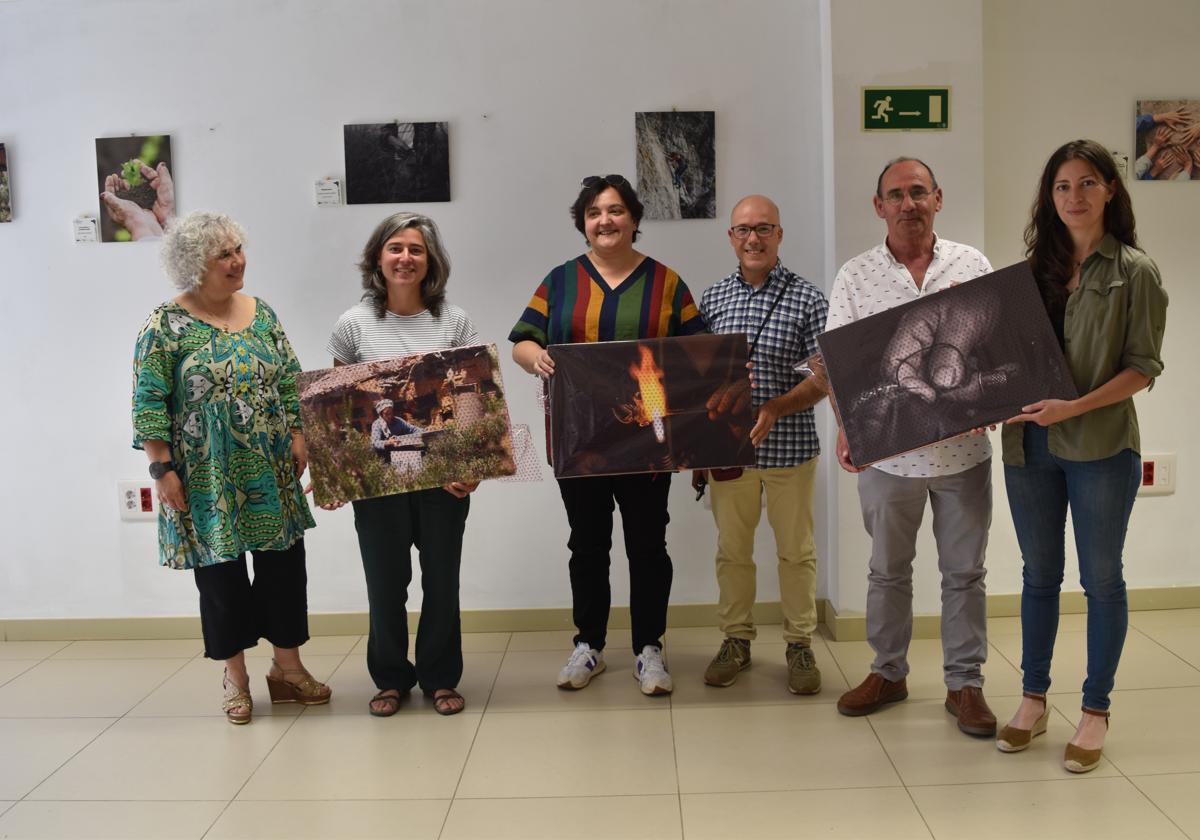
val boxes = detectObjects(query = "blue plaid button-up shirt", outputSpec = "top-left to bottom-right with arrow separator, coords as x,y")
700,262 -> 828,469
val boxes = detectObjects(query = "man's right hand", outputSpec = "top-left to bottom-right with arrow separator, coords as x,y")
836,427 -> 864,473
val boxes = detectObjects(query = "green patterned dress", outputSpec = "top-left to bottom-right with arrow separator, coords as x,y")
132,298 -> 316,569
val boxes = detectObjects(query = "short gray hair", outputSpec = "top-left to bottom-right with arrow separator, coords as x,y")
160,211 -> 246,292
358,212 -> 451,318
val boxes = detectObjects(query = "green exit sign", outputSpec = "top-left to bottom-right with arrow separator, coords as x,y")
862,87 -> 951,131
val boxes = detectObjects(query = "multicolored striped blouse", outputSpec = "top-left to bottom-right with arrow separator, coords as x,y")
508,254 -> 706,346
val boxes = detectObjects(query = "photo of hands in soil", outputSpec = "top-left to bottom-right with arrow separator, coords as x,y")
819,262 -> 1078,467
298,344 -> 516,506
95,134 -> 174,242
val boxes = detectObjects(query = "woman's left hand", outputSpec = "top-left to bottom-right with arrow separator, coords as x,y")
291,431 -> 308,479
1006,399 -> 1076,426
443,481 -> 479,498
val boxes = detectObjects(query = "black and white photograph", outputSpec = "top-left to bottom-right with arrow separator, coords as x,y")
818,262 -> 1078,467
344,121 -> 451,204
549,333 -> 754,478
95,134 -> 175,242
1134,99 -> 1200,181
635,110 -> 716,220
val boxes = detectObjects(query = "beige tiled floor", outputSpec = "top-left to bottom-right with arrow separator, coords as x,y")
0,611 -> 1197,838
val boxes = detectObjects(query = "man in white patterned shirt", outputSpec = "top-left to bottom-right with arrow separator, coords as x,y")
696,195 -> 829,695
828,159 -> 997,737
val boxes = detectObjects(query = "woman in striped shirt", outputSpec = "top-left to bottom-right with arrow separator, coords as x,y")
510,175 -> 705,697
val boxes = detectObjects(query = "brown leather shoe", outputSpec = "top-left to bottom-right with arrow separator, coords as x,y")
837,673 -> 908,716
945,685 -> 997,736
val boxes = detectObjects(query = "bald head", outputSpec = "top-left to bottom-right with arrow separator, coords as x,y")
728,195 -> 783,287
730,194 -> 781,226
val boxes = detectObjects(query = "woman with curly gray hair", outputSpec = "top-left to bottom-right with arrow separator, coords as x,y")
132,210 -> 330,724
324,212 -> 479,717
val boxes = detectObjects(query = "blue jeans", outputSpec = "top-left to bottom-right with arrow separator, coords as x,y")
1003,424 -> 1140,711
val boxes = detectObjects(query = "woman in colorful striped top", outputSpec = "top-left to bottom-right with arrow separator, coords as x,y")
510,174 -> 705,697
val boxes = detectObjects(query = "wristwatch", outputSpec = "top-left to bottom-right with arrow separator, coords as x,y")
148,461 -> 176,480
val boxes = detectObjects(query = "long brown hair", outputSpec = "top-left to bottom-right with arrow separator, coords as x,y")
1024,140 -> 1138,316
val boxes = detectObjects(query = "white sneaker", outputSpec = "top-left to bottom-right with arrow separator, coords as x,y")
557,642 -> 606,690
634,645 -> 674,695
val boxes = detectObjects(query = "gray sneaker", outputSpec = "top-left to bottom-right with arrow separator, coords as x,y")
703,638 -> 751,687
786,643 -> 821,695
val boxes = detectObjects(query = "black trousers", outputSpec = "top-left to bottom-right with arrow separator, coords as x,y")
352,488 -> 469,693
192,539 -> 310,661
557,473 -> 673,654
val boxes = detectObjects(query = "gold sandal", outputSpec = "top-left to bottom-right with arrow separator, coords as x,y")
222,670 -> 253,725
265,658 -> 332,706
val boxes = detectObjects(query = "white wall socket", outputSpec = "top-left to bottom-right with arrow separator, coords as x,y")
118,479 -> 158,521
1139,453 -> 1176,497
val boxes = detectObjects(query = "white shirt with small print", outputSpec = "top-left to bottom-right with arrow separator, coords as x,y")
826,235 -> 994,478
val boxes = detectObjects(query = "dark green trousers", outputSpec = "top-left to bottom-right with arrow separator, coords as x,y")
352,488 -> 469,692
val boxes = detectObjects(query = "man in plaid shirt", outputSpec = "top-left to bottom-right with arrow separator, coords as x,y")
696,195 -> 829,694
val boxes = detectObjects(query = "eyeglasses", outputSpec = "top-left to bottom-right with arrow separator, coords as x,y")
730,223 -> 779,239
881,187 -> 935,205
581,174 -> 629,188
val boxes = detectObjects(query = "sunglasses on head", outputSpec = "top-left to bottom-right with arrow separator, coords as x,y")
580,174 -> 629,188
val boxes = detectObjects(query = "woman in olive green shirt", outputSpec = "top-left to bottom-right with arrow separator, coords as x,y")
996,140 -> 1167,773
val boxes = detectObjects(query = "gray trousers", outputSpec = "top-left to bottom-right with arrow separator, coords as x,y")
858,459 -> 991,690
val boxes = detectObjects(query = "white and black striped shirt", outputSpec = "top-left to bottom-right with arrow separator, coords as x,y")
327,300 -> 480,363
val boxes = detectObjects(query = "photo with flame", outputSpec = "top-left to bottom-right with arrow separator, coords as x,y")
548,333 -> 754,478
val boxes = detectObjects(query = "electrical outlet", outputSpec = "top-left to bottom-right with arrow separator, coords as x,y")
1139,453 -> 1176,497
118,479 -> 158,521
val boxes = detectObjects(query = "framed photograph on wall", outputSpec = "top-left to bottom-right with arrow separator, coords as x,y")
1134,100 -> 1200,181
95,134 -> 175,242
635,111 -> 716,220
344,121 -> 450,204
818,262 -> 1078,468
0,143 -> 10,223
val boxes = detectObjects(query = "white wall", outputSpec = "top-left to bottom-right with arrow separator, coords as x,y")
829,0 -> 988,614
982,0 -> 1200,595
0,0 -> 831,618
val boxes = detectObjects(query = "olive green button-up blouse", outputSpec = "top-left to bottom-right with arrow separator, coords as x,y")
1002,235 -> 1167,466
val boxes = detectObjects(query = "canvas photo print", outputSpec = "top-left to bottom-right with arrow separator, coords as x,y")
298,344 -> 515,505
344,121 -> 450,204
635,111 -> 716,220
95,134 -> 174,242
549,334 -> 754,478
1134,100 -> 1200,181
0,143 -> 11,223
818,262 -> 1078,468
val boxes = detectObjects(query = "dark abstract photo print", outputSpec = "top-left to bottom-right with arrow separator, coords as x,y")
344,121 -> 450,204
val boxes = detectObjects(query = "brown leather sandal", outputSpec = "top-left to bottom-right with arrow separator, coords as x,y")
1064,706 -> 1109,773
425,688 -> 465,716
369,689 -> 403,717
996,692 -> 1049,753
265,658 -> 332,706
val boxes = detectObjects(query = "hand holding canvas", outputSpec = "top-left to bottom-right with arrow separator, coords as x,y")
835,426 -> 863,474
